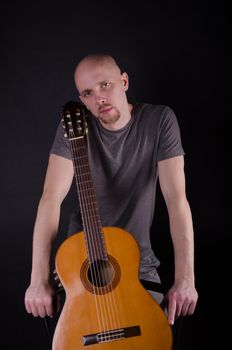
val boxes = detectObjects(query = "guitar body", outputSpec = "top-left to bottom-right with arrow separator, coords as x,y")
52,227 -> 172,350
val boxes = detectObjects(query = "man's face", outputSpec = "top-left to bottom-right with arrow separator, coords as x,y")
75,59 -> 129,126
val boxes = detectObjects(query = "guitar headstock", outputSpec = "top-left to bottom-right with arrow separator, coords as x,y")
62,101 -> 88,139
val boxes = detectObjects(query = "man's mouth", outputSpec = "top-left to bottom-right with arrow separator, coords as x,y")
99,105 -> 112,114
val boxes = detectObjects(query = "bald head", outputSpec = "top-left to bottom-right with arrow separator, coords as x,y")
75,54 -> 121,74
74,54 -> 122,92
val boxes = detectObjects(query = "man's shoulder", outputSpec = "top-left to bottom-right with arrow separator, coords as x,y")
134,103 -> 175,123
135,102 -> 174,115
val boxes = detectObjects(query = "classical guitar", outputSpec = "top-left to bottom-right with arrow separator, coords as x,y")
52,101 -> 172,350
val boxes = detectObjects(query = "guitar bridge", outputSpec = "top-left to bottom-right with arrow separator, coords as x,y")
83,325 -> 141,346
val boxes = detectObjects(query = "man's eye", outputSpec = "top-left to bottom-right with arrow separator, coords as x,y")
102,82 -> 111,88
82,91 -> 91,98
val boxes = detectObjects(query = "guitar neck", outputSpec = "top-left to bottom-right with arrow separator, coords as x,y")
70,136 -> 108,262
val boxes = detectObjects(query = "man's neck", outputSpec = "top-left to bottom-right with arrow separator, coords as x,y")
99,103 -> 133,131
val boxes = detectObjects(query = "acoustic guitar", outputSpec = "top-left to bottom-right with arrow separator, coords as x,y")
52,101 -> 172,349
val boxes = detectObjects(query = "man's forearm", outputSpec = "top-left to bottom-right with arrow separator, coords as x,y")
30,196 -> 61,284
168,199 -> 195,284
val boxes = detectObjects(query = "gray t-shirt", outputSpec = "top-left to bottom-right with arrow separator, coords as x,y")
51,103 -> 185,283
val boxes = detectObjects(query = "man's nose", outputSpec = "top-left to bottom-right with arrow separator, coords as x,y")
96,95 -> 107,104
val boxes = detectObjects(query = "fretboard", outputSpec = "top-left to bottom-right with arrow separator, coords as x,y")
69,136 -> 108,263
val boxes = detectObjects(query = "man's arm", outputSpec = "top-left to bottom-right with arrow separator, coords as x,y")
24,154 -> 74,317
158,155 -> 198,325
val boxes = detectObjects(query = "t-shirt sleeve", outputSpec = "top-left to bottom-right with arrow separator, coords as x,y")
50,120 -> 72,160
157,106 -> 185,161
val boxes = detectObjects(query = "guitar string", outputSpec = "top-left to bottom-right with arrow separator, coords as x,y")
79,142 -> 118,338
75,135 -> 121,339
74,138 -> 112,336
70,136 -> 104,333
77,135 -> 122,338
73,133 -> 115,331
77,139 -> 117,337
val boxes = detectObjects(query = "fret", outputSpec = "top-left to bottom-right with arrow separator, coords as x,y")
76,180 -> 94,187
70,142 -> 87,150
81,210 -> 100,218
77,191 -> 96,198
74,164 -> 89,169
81,199 -> 98,205
78,172 -> 92,181
73,154 -> 88,160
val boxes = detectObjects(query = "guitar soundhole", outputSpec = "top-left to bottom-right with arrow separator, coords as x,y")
81,255 -> 121,294
87,260 -> 114,287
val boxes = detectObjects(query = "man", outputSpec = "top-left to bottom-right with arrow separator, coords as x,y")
25,53 -> 198,328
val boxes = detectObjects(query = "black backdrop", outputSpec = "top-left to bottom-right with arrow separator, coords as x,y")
1,1 -> 230,349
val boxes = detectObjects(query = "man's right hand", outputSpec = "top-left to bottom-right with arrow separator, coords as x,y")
24,283 -> 59,318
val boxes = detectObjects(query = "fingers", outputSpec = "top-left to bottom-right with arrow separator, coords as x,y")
179,298 -> 189,316
24,285 -> 55,318
167,294 -> 176,325
25,296 -> 54,317
44,297 -> 54,317
25,299 -> 32,314
186,300 -> 197,316
167,289 -> 198,325
177,294 -> 198,317
32,303 -> 47,318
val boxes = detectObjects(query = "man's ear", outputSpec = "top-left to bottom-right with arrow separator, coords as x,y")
121,72 -> 129,91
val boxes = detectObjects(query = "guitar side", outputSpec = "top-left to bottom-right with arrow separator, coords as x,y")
52,227 -> 172,350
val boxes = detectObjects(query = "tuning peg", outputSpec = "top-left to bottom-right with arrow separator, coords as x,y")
64,133 -> 68,138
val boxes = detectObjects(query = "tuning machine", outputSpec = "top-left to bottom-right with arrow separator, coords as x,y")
52,268 -> 64,291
